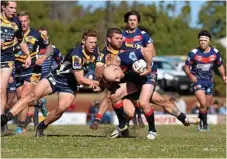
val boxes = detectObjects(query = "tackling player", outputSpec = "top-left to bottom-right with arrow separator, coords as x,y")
1,29 -> 100,137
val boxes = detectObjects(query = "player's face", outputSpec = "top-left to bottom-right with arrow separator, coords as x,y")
199,38 -> 210,50
39,30 -> 49,40
127,15 -> 138,30
85,36 -> 97,53
109,33 -> 123,49
2,2 -> 17,19
18,15 -> 30,32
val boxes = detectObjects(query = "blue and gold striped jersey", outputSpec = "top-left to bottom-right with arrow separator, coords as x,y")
1,16 -> 23,59
15,27 -> 50,65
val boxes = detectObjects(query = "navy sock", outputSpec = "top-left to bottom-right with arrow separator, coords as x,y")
177,112 -> 186,124
145,108 -> 156,132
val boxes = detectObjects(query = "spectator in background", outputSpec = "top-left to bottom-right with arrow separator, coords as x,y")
191,102 -> 200,114
209,100 -> 219,114
87,99 -> 100,124
87,99 -> 112,124
218,99 -> 226,115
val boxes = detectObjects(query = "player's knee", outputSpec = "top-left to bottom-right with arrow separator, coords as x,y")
138,100 -> 149,109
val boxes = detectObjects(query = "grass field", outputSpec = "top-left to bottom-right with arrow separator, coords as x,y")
1,124 -> 226,158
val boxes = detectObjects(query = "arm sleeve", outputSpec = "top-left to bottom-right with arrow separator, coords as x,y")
214,52 -> 223,67
185,52 -> 195,66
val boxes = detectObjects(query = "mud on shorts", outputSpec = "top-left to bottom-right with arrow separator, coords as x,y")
45,72 -> 77,95
192,80 -> 214,95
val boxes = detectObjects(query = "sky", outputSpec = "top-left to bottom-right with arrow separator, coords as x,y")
78,0 -> 206,28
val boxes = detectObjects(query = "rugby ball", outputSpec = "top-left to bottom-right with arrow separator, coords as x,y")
132,59 -> 147,73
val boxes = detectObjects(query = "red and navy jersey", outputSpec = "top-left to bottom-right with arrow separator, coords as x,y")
1,16 -> 23,58
121,28 -> 153,51
54,44 -> 99,78
185,47 -> 223,81
15,27 -> 50,65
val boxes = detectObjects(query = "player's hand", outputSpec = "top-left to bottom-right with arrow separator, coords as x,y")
8,76 -> 14,84
190,74 -> 197,83
93,86 -> 101,92
23,55 -> 31,68
140,66 -> 152,76
222,76 -> 227,84
35,55 -> 46,65
90,118 -> 101,130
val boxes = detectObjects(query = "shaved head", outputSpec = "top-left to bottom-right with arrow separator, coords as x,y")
103,65 -> 124,83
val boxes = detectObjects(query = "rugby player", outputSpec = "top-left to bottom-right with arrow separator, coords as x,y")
184,30 -> 226,131
121,10 -> 156,128
1,29 -> 100,137
22,27 -> 64,131
1,1 -> 32,135
91,28 -> 200,139
11,11 -> 54,134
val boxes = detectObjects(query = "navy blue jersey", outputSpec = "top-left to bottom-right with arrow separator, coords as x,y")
1,16 -> 23,62
121,28 -> 153,51
15,27 -> 50,66
53,44 -> 99,79
185,47 -> 223,81
118,49 -> 144,69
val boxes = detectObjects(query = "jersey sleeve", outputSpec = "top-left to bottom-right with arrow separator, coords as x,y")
53,47 -> 63,64
71,50 -> 83,70
96,51 -> 105,64
214,52 -> 223,67
185,52 -> 195,66
141,31 -> 153,46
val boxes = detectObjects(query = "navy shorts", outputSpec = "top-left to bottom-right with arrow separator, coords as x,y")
15,65 -> 42,88
45,72 -> 77,95
192,80 -> 214,95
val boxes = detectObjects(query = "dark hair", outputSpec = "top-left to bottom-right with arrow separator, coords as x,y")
124,10 -> 141,23
107,28 -> 122,38
198,30 -> 212,40
1,1 -> 16,8
38,27 -> 49,32
17,10 -> 29,17
82,29 -> 97,40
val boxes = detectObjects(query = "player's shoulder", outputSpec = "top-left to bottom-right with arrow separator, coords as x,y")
71,44 -> 83,57
30,28 -> 41,37
211,47 -> 219,54
190,48 -> 199,54
137,28 -> 149,35
11,17 -> 20,29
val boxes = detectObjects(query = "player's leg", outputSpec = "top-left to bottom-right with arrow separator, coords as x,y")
138,84 -> 157,139
0,67 -> 13,114
151,91 -> 200,126
35,92 -> 75,137
1,78 -> 53,127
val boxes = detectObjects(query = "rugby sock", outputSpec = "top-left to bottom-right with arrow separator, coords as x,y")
24,113 -> 33,128
177,112 -> 187,124
199,110 -> 208,126
113,102 -> 127,129
17,120 -> 26,128
6,112 -> 14,121
37,121 -> 48,129
144,108 -> 156,132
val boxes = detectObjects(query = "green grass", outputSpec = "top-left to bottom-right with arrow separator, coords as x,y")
1,124 -> 226,158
